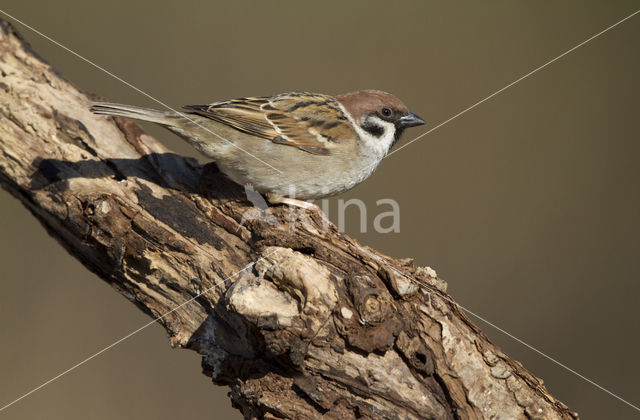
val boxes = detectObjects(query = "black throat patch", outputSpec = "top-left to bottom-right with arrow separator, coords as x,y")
390,126 -> 405,150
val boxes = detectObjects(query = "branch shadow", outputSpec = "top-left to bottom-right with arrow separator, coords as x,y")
29,152 -> 245,201
28,153 -> 250,249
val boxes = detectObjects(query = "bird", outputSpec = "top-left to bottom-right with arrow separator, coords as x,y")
90,90 -> 424,209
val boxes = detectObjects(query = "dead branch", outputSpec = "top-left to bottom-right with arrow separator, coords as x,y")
0,20 -> 578,420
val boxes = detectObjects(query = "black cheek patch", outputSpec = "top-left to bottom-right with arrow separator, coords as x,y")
361,122 -> 384,138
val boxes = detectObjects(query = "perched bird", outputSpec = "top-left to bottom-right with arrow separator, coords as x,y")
91,90 -> 424,208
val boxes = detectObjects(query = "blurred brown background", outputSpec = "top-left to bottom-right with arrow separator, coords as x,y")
1,1 -> 638,419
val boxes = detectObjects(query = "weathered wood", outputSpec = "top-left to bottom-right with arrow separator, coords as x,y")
0,20 -> 578,419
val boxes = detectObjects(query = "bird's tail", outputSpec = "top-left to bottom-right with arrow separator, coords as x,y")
90,102 -> 179,126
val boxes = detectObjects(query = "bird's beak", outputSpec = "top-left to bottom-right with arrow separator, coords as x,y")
398,112 -> 425,128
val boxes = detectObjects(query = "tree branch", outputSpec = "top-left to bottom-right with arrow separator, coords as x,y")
0,20 -> 578,419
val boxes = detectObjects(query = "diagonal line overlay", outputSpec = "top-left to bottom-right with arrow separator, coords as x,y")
0,9 -> 282,174
0,254 -> 275,413
384,9 -> 640,161
0,6 -> 637,416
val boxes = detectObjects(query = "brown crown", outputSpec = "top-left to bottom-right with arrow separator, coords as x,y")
335,90 -> 409,121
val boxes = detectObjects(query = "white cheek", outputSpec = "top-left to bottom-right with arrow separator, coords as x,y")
334,102 -> 395,162
359,116 -> 396,156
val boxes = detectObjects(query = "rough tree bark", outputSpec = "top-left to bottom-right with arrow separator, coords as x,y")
0,20 -> 578,420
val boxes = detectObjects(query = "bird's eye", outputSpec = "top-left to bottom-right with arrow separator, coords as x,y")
381,107 -> 392,117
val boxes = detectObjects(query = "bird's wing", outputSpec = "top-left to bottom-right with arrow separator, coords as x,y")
183,92 -> 356,155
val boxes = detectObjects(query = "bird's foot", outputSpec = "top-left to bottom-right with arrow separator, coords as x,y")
266,194 -> 334,231
266,194 -> 320,211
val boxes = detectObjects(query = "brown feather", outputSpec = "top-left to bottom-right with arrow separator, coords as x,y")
183,93 -> 357,155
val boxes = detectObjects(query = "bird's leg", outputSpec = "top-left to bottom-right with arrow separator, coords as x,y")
266,193 -> 334,232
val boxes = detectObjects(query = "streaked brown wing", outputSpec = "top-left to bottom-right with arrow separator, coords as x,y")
183,92 -> 356,155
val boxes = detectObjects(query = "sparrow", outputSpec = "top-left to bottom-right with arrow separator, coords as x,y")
90,90 -> 424,208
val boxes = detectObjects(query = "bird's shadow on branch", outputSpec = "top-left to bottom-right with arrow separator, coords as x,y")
29,152 -> 245,201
